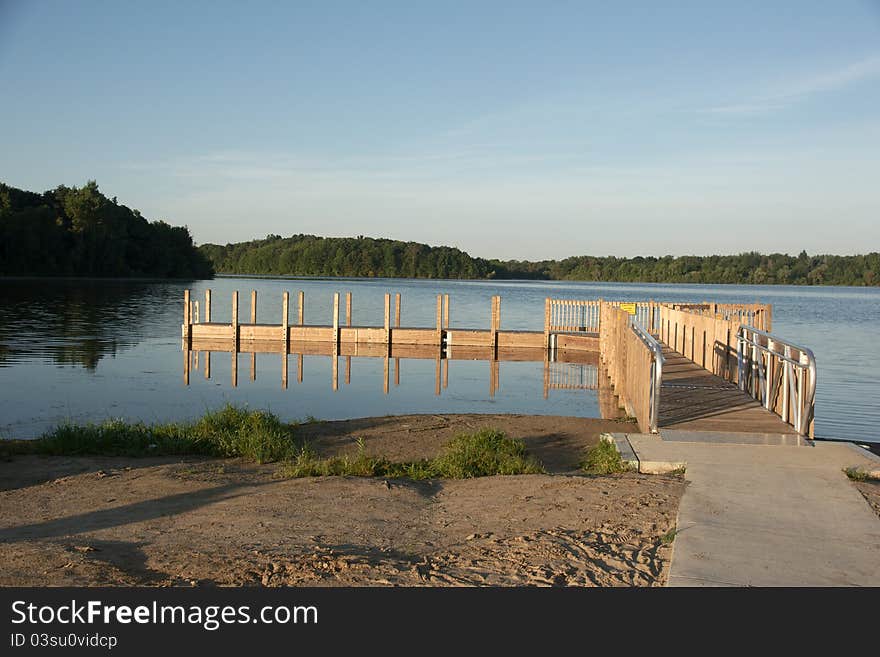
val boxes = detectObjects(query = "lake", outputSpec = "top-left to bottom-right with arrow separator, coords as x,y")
1,277 -> 877,443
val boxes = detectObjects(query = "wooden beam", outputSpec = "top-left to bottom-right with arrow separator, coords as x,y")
394,293 -> 401,328
204,289 -> 211,323
251,290 -> 257,324
231,291 -> 239,353
298,291 -> 304,325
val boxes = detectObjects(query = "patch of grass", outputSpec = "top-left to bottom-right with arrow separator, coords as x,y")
581,439 -> 632,475
660,527 -> 678,545
6,405 -> 299,464
845,467 -> 879,482
277,429 -> 544,480
430,429 -> 544,478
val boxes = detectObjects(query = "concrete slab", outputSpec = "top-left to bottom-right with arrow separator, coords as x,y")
625,435 -> 880,586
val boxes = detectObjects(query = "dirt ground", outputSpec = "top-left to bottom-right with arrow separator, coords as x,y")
0,414 -> 685,587
853,480 -> 880,518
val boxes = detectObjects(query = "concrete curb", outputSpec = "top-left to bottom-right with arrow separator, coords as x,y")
605,433 -> 687,475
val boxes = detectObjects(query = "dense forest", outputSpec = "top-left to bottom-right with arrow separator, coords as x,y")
201,235 -> 880,286
0,181 -> 213,278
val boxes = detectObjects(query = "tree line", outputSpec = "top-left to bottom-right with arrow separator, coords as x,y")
201,234 -> 879,286
0,181 -> 213,278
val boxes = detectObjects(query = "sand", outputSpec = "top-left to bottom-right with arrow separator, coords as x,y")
0,414 -> 685,587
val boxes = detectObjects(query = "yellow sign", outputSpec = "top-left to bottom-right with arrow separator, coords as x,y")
619,302 -> 637,315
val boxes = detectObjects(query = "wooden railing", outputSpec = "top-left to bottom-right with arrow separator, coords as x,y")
545,299 -> 659,336
666,302 -> 772,331
657,303 -> 815,436
658,304 -> 742,381
599,304 -> 664,433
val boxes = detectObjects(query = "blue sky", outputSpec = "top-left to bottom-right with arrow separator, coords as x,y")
1,1 -> 879,259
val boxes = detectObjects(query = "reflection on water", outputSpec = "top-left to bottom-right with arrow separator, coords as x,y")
0,279 -> 186,370
182,340 -> 609,407
1,277 -> 879,443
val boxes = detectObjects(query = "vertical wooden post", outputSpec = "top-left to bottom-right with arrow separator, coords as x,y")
231,291 -> 239,353
249,291 -> 256,380
384,293 -> 391,349
333,293 -> 340,347
194,301 -> 199,324
298,291 -> 304,326
183,290 -> 191,345
544,298 -> 551,349
443,294 -> 450,329
281,291 -> 288,389
205,289 -> 211,323
490,295 -> 500,354
345,292 -> 352,385
393,293 -> 401,384
282,292 -> 289,344
436,294 -> 443,346
649,300 -> 655,333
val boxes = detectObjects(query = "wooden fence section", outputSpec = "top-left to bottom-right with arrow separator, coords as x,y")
598,304 -> 663,433
546,299 -> 659,335
658,304 -> 742,381
666,302 -> 771,331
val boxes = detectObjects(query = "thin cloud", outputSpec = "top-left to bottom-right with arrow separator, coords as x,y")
704,54 -> 880,116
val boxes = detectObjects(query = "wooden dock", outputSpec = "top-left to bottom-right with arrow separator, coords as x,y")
181,289 -> 815,438
658,346 -> 798,434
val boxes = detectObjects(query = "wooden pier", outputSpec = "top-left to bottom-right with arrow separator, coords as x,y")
181,289 -> 815,438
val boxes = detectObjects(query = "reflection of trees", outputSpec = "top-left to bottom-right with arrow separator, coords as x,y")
0,279 -> 189,371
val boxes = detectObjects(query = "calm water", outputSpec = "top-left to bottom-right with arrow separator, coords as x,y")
0,277 -> 877,443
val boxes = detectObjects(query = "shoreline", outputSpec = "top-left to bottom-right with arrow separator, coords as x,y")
0,413 -> 686,587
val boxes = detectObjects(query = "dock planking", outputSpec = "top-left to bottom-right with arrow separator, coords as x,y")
658,346 -> 797,434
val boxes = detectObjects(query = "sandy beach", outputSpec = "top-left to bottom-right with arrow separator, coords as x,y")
0,414 -> 685,587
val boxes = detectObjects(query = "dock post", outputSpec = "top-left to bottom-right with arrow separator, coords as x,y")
282,292 -> 289,389
231,291 -> 239,353
436,294 -> 442,346
298,291 -> 304,326
250,290 -> 257,382
282,292 -> 289,344
183,290 -> 191,346
384,293 -> 391,354
345,292 -> 352,385
205,289 -> 211,323
443,294 -> 450,329
544,298 -> 551,350
490,295 -> 500,355
394,293 -> 401,384
333,293 -> 340,348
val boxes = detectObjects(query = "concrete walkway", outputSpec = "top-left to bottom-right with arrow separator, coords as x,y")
616,433 -> 880,586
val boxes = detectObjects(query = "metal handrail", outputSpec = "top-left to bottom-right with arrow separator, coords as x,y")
736,325 -> 817,436
629,317 -> 665,433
